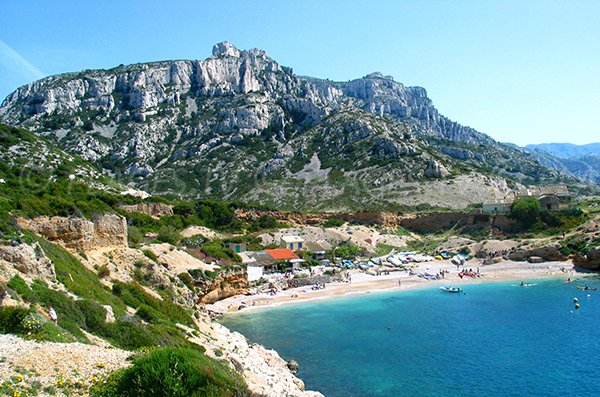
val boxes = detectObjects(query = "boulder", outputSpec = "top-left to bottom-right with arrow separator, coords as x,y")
527,256 -> 544,263
424,160 -> 449,178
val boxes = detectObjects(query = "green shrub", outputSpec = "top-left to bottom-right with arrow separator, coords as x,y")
76,299 -> 107,332
510,198 -> 542,228
178,273 -> 195,290
136,304 -> 160,323
90,348 -> 249,397
322,218 -> 345,228
143,250 -> 158,261
0,306 -> 29,334
127,226 -> 144,245
37,239 -> 124,313
111,281 -> 194,326
97,264 -> 110,279
7,275 -> 33,301
157,226 -> 181,245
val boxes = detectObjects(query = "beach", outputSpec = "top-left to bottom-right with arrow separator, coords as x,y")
207,260 -> 586,313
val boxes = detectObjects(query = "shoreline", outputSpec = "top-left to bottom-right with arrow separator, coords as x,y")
208,260 -> 592,315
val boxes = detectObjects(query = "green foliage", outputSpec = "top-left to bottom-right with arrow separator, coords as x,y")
248,215 -> 281,231
200,242 -> 241,262
97,264 -> 111,279
142,250 -> 158,261
509,198 -> 542,228
37,238 -> 124,312
157,226 -> 181,245
0,306 -> 29,334
111,281 -> 194,326
322,218 -> 345,228
329,242 -> 363,258
75,299 -> 107,332
135,304 -> 161,323
90,348 -> 249,397
7,275 -> 33,301
181,234 -> 205,248
127,226 -> 144,245
178,272 -> 195,290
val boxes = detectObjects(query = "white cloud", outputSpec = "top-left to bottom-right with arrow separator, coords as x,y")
0,39 -> 45,80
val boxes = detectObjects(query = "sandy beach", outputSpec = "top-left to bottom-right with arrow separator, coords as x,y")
207,260 -> 590,314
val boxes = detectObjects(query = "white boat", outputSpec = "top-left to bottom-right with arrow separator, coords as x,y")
440,286 -> 463,293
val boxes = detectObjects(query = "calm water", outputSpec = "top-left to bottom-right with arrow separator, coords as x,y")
221,279 -> 600,397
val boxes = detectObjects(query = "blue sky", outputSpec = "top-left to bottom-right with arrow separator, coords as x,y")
1,0 -> 599,145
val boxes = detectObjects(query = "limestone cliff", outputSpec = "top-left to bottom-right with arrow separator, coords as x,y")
0,42 -> 578,210
17,214 -> 127,252
119,202 -> 174,218
198,271 -> 249,304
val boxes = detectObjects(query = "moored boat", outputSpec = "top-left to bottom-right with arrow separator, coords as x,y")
576,286 -> 597,291
440,286 -> 463,293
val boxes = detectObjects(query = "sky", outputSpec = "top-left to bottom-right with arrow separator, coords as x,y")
1,0 -> 599,146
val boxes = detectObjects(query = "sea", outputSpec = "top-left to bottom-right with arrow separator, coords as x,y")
220,278 -> 600,397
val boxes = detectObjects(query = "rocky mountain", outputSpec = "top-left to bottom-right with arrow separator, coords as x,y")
526,143 -> 600,183
0,42 -> 583,210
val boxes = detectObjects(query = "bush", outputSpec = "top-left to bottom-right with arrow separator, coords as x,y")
510,198 -> 542,228
136,304 -> 161,323
97,264 -> 111,279
157,226 -> 181,245
90,347 -> 249,397
0,306 -> 29,334
7,275 -> 33,301
76,299 -> 107,332
143,250 -> 158,261
322,218 -> 345,228
178,273 -> 195,290
127,226 -> 144,245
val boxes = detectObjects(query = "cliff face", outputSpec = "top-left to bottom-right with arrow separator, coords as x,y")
119,202 -> 174,218
17,214 -> 128,252
199,271 -> 249,304
0,42 -> 576,210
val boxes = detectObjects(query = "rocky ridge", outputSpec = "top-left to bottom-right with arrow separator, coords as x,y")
0,42 -> 579,210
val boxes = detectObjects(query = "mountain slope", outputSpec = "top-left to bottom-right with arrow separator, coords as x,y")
0,42 -> 582,210
526,143 -> 600,183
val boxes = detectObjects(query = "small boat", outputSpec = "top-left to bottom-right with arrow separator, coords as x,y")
576,286 -> 597,291
440,286 -> 463,293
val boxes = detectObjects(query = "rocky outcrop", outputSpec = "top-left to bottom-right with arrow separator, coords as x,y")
17,214 -> 127,252
196,320 -> 323,397
199,272 -> 249,304
0,242 -> 56,282
119,202 -> 174,218
424,159 -> 449,178
508,241 -> 566,262
574,247 -> 600,270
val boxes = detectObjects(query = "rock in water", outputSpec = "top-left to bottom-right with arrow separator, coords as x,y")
287,359 -> 299,374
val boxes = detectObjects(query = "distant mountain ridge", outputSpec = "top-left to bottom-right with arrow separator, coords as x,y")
0,42 -> 586,210
526,143 -> 600,183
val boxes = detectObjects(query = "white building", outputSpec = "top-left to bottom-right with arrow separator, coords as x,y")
281,235 -> 305,251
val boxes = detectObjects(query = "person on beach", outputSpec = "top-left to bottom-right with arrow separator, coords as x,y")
48,306 -> 57,324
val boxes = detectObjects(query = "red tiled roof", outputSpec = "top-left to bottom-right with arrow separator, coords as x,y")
265,248 -> 299,261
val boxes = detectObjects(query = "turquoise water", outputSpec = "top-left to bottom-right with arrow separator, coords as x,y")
221,279 -> 600,397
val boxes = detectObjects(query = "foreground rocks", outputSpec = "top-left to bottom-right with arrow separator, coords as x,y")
0,334 -> 131,395
195,318 -> 324,397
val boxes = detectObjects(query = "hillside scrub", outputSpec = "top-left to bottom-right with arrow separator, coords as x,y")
90,347 -> 249,397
